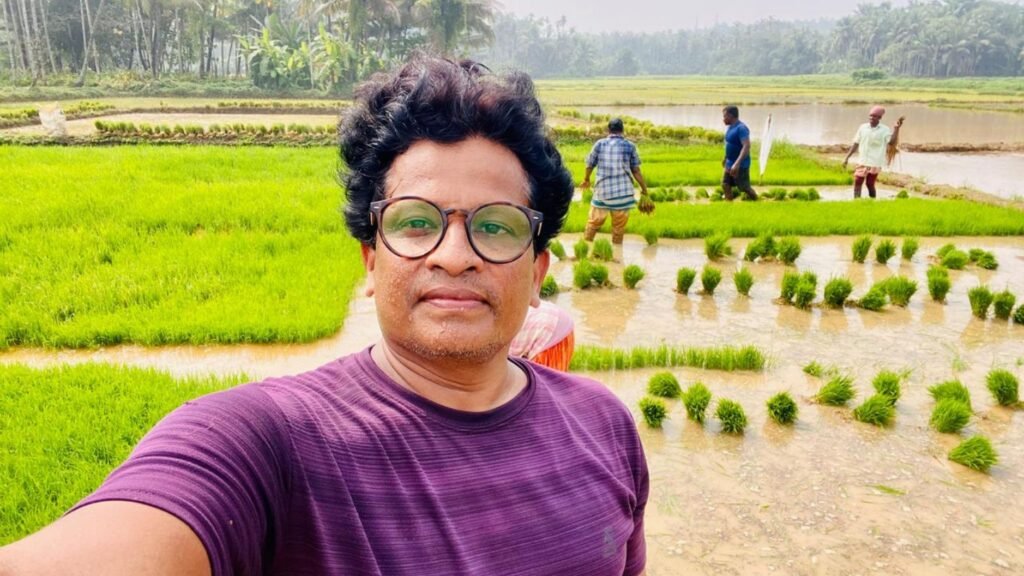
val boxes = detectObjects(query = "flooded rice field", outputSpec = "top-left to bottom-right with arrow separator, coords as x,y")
896,152 -> 1024,202
1,112 -> 339,136
2,235 -> 1023,573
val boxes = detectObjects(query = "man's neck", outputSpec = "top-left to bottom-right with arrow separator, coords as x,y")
371,340 -> 527,412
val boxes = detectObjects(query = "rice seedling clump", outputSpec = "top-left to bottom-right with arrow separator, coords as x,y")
643,229 -> 658,246
854,394 -> 895,427
623,265 -> 645,289
780,271 -> 800,302
574,239 -> 589,260
803,361 -> 824,377
766,392 -> 799,425
992,290 -> 1016,320
859,284 -> 888,311
548,240 -> 566,260
948,436 -> 998,473
573,260 -> 595,289
986,369 -> 1019,406
928,380 -> 972,409
896,189 -> 910,199
1014,304 -> 1024,325
881,276 -> 917,307
872,370 -> 902,405
935,243 -> 957,259
927,266 -> 951,302
592,239 -> 614,261
590,263 -> 610,286
930,398 -> 972,433
968,285 -> 993,319
701,266 -> 722,295
794,277 -> 817,309
647,372 -> 682,398
875,239 -> 897,264
716,399 -> 748,434
816,375 -> 856,406
744,234 -> 775,261
540,275 -> 559,297
639,396 -> 669,428
968,248 -> 985,263
941,249 -> 969,270
852,235 -> 872,263
682,382 -> 712,423
823,277 -> 854,308
901,237 -> 919,260
704,232 -> 732,260
733,267 -> 754,296
775,236 -> 802,265
676,267 -> 697,294
976,251 -> 998,270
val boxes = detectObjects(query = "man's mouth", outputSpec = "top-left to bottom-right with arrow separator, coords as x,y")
419,287 -> 489,310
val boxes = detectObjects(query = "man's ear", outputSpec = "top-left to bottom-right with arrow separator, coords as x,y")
530,249 -> 550,307
361,244 -> 376,297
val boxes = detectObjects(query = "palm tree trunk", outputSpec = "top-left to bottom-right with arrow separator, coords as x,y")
37,0 -> 55,72
2,0 -> 20,71
15,0 -> 36,77
74,0 -> 105,85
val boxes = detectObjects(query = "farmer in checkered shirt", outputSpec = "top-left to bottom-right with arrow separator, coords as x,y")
580,118 -> 649,244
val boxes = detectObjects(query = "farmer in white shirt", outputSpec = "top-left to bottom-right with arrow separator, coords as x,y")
842,105 -> 904,198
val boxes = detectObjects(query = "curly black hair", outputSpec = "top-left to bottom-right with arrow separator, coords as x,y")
339,55 -> 574,254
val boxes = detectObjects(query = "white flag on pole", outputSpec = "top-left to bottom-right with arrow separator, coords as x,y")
759,113 -> 774,180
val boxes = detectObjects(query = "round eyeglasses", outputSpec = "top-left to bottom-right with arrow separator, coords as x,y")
369,196 -> 544,264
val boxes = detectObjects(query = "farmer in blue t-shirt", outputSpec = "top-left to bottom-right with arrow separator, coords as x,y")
721,105 -> 758,201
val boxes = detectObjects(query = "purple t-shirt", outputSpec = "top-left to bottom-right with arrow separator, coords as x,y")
74,347 -> 648,575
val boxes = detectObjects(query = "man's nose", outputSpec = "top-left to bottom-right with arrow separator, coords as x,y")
424,216 -> 484,275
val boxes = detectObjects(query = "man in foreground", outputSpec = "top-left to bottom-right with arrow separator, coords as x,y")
581,118 -> 649,245
721,105 -> 758,201
842,105 -> 904,198
0,57 -> 648,576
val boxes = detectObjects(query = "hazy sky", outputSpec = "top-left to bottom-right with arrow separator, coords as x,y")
503,0 -> 912,33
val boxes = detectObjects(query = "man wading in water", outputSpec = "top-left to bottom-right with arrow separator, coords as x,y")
843,105 -> 904,198
0,57 -> 649,576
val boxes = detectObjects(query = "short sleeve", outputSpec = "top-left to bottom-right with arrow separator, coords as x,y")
853,125 -> 864,143
585,141 -> 600,168
737,123 -> 750,141
629,143 -> 641,168
70,384 -> 293,576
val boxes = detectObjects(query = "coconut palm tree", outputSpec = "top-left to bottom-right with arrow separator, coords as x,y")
412,0 -> 494,57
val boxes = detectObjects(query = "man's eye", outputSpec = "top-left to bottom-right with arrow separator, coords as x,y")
477,221 -> 513,236
398,218 -> 436,230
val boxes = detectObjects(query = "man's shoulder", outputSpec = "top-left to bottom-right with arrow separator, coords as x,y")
529,363 -> 635,424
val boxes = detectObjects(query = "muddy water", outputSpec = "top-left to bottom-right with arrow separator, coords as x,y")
2,235 -> 1023,573
896,152 -> 1024,201
1,112 -> 339,136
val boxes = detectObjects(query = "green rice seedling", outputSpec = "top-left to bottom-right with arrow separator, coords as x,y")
968,248 -> 985,263
701,266 -> 722,294
852,235 -> 872,263
733,267 -> 754,296
930,398 -> 972,433
743,233 -> 775,261
793,278 -> 816,309
896,189 -> 910,199
968,285 -> 993,319
590,263 -> 610,286
928,380 -> 972,409
993,290 -> 1016,320
766,187 -> 787,200
901,237 -> 919,260
710,189 -> 724,202
806,187 -> 821,201
803,361 -> 824,377
208,123 -> 221,133
676,267 -> 697,294
540,275 -> 559,297
941,249 -> 969,270
780,271 -> 800,302
875,239 -> 897,264
788,189 -> 809,201
704,232 -> 732,260
592,238 -> 614,261
775,236 -> 802,265
927,266 -> 951,302
976,251 -> 998,270
643,229 -> 658,246
766,392 -> 799,425
935,243 -> 957,259
986,369 -> 1019,406
882,275 -> 917,307
638,396 -> 668,428
859,284 -> 888,311
854,394 -> 895,427
1014,304 -> 1024,325
694,188 -> 709,199
872,370 -> 902,405
815,375 -> 856,406
573,239 -> 589,260
647,372 -> 682,398
716,399 -> 748,434
948,436 -> 998,473
569,345 -> 765,372
573,260 -> 595,289
823,277 -> 853,308
682,382 -> 712,423
623,265 -> 645,289
548,240 -> 566,260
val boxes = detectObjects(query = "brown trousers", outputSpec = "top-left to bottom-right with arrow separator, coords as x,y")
584,206 -> 630,244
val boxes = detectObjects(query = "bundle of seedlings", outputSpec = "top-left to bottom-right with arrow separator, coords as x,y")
682,382 -> 712,423
872,370 -> 903,406
967,285 -> 994,319
985,369 -> 1019,406
540,275 -> 559,297
858,284 -> 888,311
647,372 -> 682,398
638,397 -> 669,428
875,239 -> 897,264
643,229 -> 658,246
901,237 -> 919,261
590,263 -> 610,287
592,239 -> 614,261
896,189 -> 910,199
793,276 -> 817,309
823,277 -> 854,308
941,249 -> 969,270
928,380 -> 972,410
815,375 -> 856,406
573,261 -> 595,289
803,361 -> 825,377
775,236 -> 802,265
927,266 -> 952,302
733,267 -> 755,296
975,251 -> 998,270
935,243 -> 957,260
851,235 -> 873,263
715,399 -> 748,434
676,268 -> 697,295
881,275 -> 917,307
780,271 -> 801,303
743,233 -> 775,262
694,188 -> 710,199
701,266 -> 722,295
573,239 -> 590,260
992,290 -> 1016,320
623,265 -> 645,289
548,240 -> 566,260
704,232 -> 732,260
854,394 -> 895,427
948,436 -> 998,473
1015,304 -> 1024,325
766,392 -> 799,425
930,398 -> 972,433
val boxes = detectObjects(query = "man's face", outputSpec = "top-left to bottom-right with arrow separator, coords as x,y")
361,137 -> 549,363
722,111 -> 735,126
869,112 -> 882,127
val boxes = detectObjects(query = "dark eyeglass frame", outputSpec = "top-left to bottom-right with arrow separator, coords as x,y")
368,196 -> 545,264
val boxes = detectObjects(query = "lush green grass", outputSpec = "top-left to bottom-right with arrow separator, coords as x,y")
564,198 -> 1024,239
0,363 -> 247,544
569,345 -> 766,372
0,146 -> 360,348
